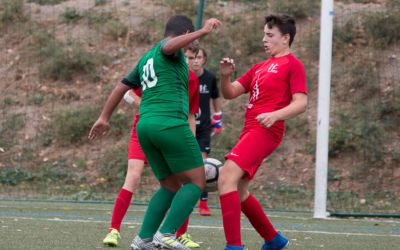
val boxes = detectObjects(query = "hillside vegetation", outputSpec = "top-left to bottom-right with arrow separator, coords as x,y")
0,0 -> 399,213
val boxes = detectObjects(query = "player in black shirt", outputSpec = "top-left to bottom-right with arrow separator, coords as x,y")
188,46 -> 222,216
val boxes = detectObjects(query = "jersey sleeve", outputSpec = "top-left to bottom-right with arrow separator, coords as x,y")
188,70 -> 200,114
210,74 -> 220,99
289,59 -> 308,95
237,65 -> 256,93
121,65 -> 141,89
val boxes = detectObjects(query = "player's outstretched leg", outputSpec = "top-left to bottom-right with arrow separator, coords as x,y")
260,232 -> 289,250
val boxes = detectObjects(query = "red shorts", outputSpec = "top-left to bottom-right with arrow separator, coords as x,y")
225,127 -> 283,180
127,114 -> 148,163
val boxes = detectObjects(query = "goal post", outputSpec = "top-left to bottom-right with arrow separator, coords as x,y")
314,0 -> 334,219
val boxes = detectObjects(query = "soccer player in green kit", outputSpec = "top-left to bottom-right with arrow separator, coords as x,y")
89,15 -> 221,250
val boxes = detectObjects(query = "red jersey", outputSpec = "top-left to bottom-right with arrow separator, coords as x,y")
188,69 -> 200,114
237,53 -> 307,134
133,88 -> 142,97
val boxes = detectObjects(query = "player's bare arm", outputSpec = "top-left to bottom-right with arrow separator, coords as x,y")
88,83 -> 130,140
162,18 -> 221,55
219,57 -> 245,99
256,92 -> 308,128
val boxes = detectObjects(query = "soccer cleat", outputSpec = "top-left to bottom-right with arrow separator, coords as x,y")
261,232 -> 289,250
177,233 -> 200,248
223,245 -> 244,250
199,200 -> 211,216
153,231 -> 191,250
130,235 -> 157,250
103,228 -> 121,247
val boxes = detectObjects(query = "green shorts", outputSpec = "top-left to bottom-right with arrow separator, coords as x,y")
136,118 -> 204,180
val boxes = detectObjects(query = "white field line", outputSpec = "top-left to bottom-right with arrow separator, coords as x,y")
2,203 -> 400,224
1,216 -> 400,238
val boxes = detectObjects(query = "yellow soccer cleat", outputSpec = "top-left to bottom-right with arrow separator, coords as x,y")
177,233 -> 200,248
103,228 -> 121,247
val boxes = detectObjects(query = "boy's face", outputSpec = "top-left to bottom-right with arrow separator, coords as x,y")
192,50 -> 206,72
262,24 -> 290,57
185,50 -> 196,70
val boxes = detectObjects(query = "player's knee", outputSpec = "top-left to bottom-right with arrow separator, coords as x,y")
218,170 -> 236,192
238,189 -> 250,201
194,178 -> 205,191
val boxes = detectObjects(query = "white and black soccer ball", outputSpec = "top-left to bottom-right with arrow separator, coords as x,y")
204,157 -> 223,192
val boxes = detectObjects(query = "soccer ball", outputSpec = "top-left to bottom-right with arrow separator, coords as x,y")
204,157 -> 223,192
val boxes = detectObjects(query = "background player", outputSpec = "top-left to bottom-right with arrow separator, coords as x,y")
218,14 -> 308,250
185,45 -> 222,216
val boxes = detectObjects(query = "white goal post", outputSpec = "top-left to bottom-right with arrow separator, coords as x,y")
314,0 -> 334,219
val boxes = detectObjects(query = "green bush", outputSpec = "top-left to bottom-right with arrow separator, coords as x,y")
95,0 -> 108,6
85,10 -> 113,25
350,60 -> 380,98
2,97 -> 14,107
0,167 -> 33,185
285,115 -> 309,135
0,114 -> 25,149
0,0 -> 26,27
53,106 -> 99,145
271,0 -> 320,19
329,110 -> 385,163
379,96 -> 400,129
303,26 -> 320,58
59,7 -> 83,23
164,0 -> 196,15
28,0 -> 67,5
103,19 -> 128,40
53,106 -> 131,145
386,0 -> 400,12
329,113 -> 356,157
363,11 -> 400,48
49,45 -> 103,80
333,20 -> 355,49
27,92 -> 45,105
31,30 -> 108,81
97,145 -> 128,187
131,19 -> 163,44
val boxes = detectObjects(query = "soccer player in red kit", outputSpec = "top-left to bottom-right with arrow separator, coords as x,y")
98,67 -> 200,248
218,14 -> 308,250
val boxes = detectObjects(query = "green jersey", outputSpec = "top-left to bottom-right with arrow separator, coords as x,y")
122,39 -> 189,123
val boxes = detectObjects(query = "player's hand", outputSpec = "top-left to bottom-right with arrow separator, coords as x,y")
220,57 -> 235,77
88,118 -> 110,140
256,112 -> 279,128
201,18 -> 221,34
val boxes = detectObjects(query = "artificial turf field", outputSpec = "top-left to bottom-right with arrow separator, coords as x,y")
0,200 -> 399,249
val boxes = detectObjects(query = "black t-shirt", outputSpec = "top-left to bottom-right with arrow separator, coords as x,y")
195,69 -> 220,132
